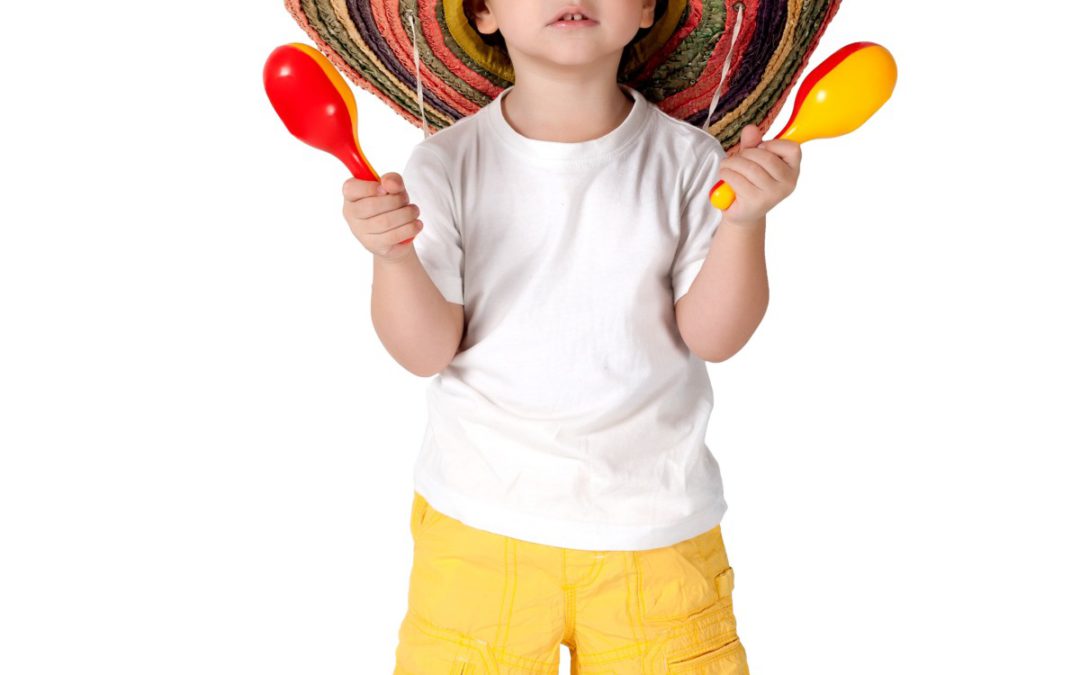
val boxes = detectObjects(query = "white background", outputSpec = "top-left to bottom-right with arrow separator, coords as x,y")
2,1 -> 1077,673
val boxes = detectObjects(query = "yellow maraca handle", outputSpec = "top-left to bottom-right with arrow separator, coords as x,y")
708,42 -> 897,211
710,180 -> 737,210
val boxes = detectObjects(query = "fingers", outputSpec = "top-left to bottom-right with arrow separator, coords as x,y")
342,196 -> 423,258
369,202 -> 421,235
740,124 -> 763,149
733,147 -> 797,183
340,171 -> 423,259
342,169 -> 413,226
716,166 -> 756,199
345,187 -> 411,220
718,154 -> 774,190
342,177 -> 379,201
757,139 -> 802,170
344,198 -> 420,234
372,217 -> 424,254
341,171 -> 420,233
377,172 -> 406,194
342,172 -> 406,202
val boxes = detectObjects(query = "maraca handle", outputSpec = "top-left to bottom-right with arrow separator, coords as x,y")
341,139 -> 415,245
709,179 -> 736,211
346,158 -> 378,182
344,145 -> 379,183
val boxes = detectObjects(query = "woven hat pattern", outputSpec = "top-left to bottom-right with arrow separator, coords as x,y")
284,0 -> 842,151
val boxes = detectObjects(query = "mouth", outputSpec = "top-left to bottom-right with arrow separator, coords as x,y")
548,6 -> 595,25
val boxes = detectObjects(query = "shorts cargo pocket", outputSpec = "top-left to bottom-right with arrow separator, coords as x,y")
633,540 -> 718,623
665,634 -> 748,674
714,566 -> 734,598
662,567 -> 747,674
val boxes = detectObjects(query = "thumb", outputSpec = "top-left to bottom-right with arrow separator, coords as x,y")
378,172 -> 404,195
739,124 -> 763,150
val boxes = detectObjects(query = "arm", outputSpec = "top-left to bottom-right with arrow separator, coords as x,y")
371,247 -> 465,377
370,143 -> 466,377
675,125 -> 800,361
675,217 -> 768,363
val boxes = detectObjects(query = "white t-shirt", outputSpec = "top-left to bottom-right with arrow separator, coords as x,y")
401,83 -> 730,551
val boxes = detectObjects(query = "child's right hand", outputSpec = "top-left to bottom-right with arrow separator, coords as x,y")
342,172 -> 423,263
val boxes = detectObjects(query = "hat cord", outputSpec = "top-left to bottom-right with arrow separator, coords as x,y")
406,10 -> 430,138
701,1 -> 744,135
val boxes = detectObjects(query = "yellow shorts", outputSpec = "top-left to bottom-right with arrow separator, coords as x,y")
395,491 -> 750,674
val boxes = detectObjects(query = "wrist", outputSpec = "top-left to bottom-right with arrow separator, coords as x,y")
374,246 -> 417,267
720,215 -> 767,231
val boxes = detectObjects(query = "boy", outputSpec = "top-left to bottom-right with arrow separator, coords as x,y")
338,1 -> 802,672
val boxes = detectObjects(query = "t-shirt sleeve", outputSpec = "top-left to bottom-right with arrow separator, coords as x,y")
401,144 -> 464,305
671,139 -> 727,304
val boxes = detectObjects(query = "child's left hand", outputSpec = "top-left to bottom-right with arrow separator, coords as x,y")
717,124 -> 802,228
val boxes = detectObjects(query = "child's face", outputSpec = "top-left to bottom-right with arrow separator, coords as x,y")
470,1 -> 656,72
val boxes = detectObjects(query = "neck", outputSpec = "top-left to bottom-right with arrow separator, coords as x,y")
499,55 -> 634,143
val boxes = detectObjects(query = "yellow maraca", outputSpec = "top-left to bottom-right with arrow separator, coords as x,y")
710,41 -> 898,210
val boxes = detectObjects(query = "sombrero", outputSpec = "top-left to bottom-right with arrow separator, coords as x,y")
283,0 -> 843,152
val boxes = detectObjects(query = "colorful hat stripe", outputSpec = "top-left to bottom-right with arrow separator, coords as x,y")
412,0 -> 505,105
284,0 -> 844,152
645,0 -> 729,107
622,0 -> 689,79
436,0 -> 514,87
359,1 -> 466,120
287,0 -> 452,130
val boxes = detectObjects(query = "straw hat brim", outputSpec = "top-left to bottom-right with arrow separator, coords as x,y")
284,0 -> 843,152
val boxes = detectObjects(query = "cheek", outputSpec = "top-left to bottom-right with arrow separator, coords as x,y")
613,17 -> 647,44
500,17 -> 541,44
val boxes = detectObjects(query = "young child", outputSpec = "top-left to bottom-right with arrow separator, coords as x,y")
331,1 -> 807,672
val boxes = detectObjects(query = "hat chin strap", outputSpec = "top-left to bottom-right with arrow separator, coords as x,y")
702,1 -> 744,136
406,2 -> 743,141
406,10 -> 431,139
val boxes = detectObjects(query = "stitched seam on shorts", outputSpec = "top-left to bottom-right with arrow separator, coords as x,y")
563,587 -> 575,645
667,636 -> 743,672
405,612 -> 485,671
490,647 -> 556,672
576,641 -> 649,667
575,552 -> 605,588
633,552 -> 646,623
661,603 -> 739,660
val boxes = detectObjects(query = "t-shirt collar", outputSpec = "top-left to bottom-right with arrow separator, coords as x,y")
483,84 -> 650,164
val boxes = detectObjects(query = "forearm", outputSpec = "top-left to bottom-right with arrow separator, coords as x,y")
371,247 -> 462,376
676,218 -> 769,362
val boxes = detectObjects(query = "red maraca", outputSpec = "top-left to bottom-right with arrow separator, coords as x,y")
264,43 -> 416,245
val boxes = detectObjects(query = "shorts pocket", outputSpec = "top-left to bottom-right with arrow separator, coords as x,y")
410,491 -> 442,539
666,634 -> 748,674
661,569 -> 746,674
715,566 -> 734,598
633,539 -> 719,623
